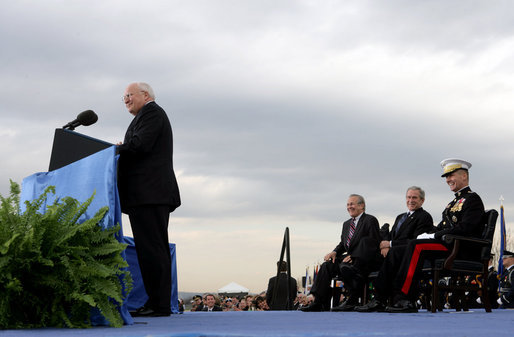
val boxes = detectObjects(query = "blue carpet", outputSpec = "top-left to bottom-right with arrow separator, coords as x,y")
2,309 -> 513,337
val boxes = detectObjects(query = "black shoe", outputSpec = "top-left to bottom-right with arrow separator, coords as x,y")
355,298 -> 385,312
331,299 -> 357,312
300,301 -> 325,312
129,306 -> 145,314
384,300 -> 418,313
131,306 -> 171,317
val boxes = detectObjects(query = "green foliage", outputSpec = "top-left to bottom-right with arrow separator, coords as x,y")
0,180 -> 132,329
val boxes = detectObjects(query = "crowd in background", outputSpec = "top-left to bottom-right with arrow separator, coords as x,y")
179,277 -> 504,313
178,261 -> 511,312
182,291 -> 314,312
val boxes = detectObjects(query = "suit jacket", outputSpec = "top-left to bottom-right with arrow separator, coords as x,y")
118,101 -> 181,213
333,213 -> 381,267
201,305 -> 223,311
266,272 -> 298,310
385,208 -> 434,247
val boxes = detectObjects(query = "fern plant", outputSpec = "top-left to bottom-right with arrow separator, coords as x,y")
0,180 -> 132,328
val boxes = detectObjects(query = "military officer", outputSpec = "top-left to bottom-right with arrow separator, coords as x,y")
498,250 -> 514,308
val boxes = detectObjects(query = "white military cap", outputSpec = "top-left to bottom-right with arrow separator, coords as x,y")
440,158 -> 472,177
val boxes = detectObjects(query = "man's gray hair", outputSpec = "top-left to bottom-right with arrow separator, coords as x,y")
137,82 -> 155,99
407,186 -> 425,200
349,194 -> 365,210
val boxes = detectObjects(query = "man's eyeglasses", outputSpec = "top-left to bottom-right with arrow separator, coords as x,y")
122,91 -> 145,102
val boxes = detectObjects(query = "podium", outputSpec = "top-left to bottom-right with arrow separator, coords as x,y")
123,237 -> 179,313
21,130 -> 179,326
48,128 -> 113,171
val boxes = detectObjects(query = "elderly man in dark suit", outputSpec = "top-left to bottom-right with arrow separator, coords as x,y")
266,261 -> 298,310
118,82 -> 181,317
355,186 -> 434,312
301,194 -> 381,312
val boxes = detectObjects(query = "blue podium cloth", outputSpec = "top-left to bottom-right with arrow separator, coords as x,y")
122,237 -> 179,314
20,146 -> 134,326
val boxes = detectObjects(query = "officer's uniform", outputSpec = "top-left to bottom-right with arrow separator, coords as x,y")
499,251 -> 514,308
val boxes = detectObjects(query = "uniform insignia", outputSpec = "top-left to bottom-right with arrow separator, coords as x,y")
450,198 -> 465,212
452,216 -> 457,223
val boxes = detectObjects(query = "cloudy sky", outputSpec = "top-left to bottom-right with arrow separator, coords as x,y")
2,1 -> 514,293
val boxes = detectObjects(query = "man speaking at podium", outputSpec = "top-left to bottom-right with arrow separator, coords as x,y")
117,82 -> 181,317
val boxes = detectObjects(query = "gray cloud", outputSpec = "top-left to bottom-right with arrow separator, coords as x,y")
2,1 -> 514,292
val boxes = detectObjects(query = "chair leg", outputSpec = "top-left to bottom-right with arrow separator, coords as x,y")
431,271 -> 439,313
362,281 -> 368,305
462,288 -> 469,312
424,291 -> 431,310
462,293 -> 469,311
331,279 -> 342,308
455,291 -> 464,311
453,277 -> 463,311
481,269 -> 492,313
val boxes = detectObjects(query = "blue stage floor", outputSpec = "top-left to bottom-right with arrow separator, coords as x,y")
2,309 -> 513,337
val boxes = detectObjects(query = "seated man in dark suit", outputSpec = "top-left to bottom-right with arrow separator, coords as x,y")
201,294 -> 223,312
301,194 -> 381,312
266,261 -> 298,310
384,158 -> 485,313
355,186 -> 434,312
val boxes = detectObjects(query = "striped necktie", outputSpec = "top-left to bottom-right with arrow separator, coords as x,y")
346,217 -> 356,247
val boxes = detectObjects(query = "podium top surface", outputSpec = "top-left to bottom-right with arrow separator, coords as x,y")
48,128 -> 113,171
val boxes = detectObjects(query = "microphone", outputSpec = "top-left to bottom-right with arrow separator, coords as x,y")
62,110 -> 98,130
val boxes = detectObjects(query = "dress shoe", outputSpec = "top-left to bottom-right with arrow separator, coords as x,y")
300,301 -> 325,312
384,299 -> 418,313
331,299 -> 358,312
355,298 -> 385,312
129,306 -> 145,315
131,306 -> 171,317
